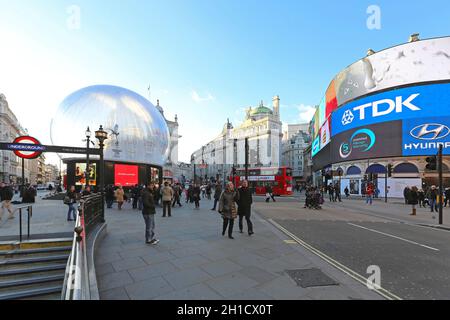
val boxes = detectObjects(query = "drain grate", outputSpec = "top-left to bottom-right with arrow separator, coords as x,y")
285,268 -> 339,288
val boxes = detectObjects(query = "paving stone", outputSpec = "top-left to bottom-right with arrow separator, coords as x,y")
141,251 -> 176,265
97,271 -> 134,291
170,247 -> 202,258
240,266 -> 278,284
112,257 -> 146,272
128,261 -> 179,282
205,272 -> 259,297
163,267 -> 212,290
155,283 -> 224,300
95,263 -> 115,277
252,247 -> 283,260
226,289 -> 273,300
118,246 -> 157,259
125,276 -> 174,300
199,259 -> 243,277
100,287 -> 130,300
171,254 -> 211,269
95,252 -> 123,265
229,252 -> 267,267
256,275 -> 308,300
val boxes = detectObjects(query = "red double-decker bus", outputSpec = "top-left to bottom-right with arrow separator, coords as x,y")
232,166 -> 293,196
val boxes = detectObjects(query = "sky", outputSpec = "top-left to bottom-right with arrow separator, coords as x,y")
1,0 -> 450,164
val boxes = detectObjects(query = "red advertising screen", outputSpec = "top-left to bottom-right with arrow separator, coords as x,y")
114,164 -> 138,187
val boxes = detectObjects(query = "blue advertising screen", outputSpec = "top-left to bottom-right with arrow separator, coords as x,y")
311,136 -> 320,157
331,83 -> 450,136
402,116 -> 450,156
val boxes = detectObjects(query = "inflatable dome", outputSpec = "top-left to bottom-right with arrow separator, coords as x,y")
50,85 -> 170,166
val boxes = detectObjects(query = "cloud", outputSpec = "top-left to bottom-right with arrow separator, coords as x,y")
191,90 -> 215,103
297,104 -> 316,123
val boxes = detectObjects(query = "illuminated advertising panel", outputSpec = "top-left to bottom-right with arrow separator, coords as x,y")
332,83 -> 450,137
75,163 -> 97,186
335,37 -> 450,107
313,108 -> 320,138
402,116 -> 450,156
311,136 -> 320,157
320,119 -> 331,149
115,164 -> 138,187
330,121 -> 402,163
318,97 -> 326,128
325,79 -> 338,119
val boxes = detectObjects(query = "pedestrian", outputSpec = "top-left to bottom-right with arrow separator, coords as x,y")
265,184 -> 276,202
115,185 -> 125,210
65,185 -> 78,221
138,184 -> 145,210
161,181 -> 174,217
237,180 -> 254,235
81,185 -> 91,196
344,186 -> 350,198
211,182 -> 222,211
366,183 -> 374,205
0,182 -> 14,221
408,186 -> 419,216
444,187 -> 450,207
172,183 -> 183,207
218,182 -> 240,239
193,184 -> 201,209
141,183 -> 159,245
417,189 -> 425,208
403,186 -> 410,205
132,184 -> 140,209
328,184 -> 335,202
334,184 -> 342,202
427,185 -> 438,212
105,185 -> 115,208
22,184 -> 36,203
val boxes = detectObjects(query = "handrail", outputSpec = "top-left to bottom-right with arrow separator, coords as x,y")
12,205 -> 33,242
62,193 -> 104,300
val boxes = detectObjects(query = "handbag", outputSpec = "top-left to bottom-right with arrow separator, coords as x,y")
63,196 -> 71,205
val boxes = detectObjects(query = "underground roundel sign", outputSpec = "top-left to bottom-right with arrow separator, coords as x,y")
12,136 -> 43,159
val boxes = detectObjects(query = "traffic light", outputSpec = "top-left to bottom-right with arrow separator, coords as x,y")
387,164 -> 393,177
232,167 -> 236,175
426,156 -> 437,170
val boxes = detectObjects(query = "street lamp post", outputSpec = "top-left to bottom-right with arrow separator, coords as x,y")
84,127 -> 92,187
95,125 -> 108,222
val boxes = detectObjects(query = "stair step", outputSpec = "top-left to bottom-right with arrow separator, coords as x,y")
0,254 -> 69,266
0,263 -> 67,276
0,246 -> 72,257
0,285 -> 63,300
0,274 -> 65,289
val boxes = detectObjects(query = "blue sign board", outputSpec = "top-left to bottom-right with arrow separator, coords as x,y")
402,116 -> 450,156
311,136 -> 320,157
332,83 -> 450,136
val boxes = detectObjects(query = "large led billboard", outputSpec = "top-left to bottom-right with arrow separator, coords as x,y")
115,164 -> 138,187
332,82 -> 450,136
331,121 -> 403,163
402,116 -> 450,156
75,163 -> 97,186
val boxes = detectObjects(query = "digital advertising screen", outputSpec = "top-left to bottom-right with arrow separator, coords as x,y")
75,163 -> 97,186
114,164 -> 138,187
330,121 -> 403,163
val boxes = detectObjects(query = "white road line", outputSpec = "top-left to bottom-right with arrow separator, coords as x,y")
348,223 -> 440,252
268,219 -> 402,301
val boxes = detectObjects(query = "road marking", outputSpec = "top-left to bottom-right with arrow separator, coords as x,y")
284,240 -> 297,244
348,223 -> 440,252
268,218 -> 402,301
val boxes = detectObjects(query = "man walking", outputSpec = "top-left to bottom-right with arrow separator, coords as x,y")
0,182 -> 14,221
172,183 -> 183,207
427,185 -> 438,212
142,183 -> 159,245
161,181 -> 174,217
366,183 -> 374,205
237,180 -> 254,235
265,184 -> 276,202
211,182 -> 222,211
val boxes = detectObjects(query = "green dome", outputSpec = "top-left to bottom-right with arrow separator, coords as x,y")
250,105 -> 273,116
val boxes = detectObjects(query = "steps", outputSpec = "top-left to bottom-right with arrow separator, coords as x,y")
0,238 -> 72,300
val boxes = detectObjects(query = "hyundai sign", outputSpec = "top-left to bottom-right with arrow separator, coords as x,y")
331,83 -> 450,136
402,116 -> 450,156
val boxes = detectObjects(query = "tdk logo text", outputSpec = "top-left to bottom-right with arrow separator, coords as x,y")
342,93 -> 421,125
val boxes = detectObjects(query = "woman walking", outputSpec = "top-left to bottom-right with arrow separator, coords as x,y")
65,185 -> 78,221
115,185 -> 125,210
218,182 -> 240,239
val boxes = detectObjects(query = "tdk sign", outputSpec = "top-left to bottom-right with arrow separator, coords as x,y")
341,94 -> 420,126
332,83 -> 450,136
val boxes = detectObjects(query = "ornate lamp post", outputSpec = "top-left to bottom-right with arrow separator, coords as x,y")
84,127 -> 92,187
95,125 -> 108,221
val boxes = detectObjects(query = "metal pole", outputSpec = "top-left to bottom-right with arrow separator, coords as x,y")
86,136 -> 90,187
19,209 -> 22,242
100,142 -> 105,223
245,138 -> 249,181
439,144 -> 443,225
385,165 -> 388,203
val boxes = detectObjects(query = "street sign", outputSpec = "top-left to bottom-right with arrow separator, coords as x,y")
11,136 -> 43,159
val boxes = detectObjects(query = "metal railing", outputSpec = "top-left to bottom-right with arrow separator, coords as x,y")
13,205 -> 33,242
62,193 -> 104,300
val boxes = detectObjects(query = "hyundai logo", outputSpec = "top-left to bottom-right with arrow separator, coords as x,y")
410,123 -> 450,140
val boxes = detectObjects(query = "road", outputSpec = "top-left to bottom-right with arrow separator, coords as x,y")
253,195 -> 450,299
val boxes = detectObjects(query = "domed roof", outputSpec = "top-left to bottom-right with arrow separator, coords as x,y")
250,101 -> 273,116
50,85 -> 170,166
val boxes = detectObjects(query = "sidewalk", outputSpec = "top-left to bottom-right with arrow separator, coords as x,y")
94,198 -> 382,300
0,191 -> 73,242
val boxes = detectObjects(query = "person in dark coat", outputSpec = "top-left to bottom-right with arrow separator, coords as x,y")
0,182 -> 14,220
22,184 -> 36,204
142,183 -> 159,245
403,187 -> 410,205
81,185 -> 91,197
218,182 -> 240,239
192,184 -> 201,209
265,184 -> 276,202
408,186 -> 419,215
211,183 -> 222,211
418,189 -> 425,208
65,185 -> 78,221
105,185 -> 115,208
237,180 -> 253,235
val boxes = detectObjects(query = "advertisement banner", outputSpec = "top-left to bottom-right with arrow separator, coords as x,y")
318,97 -> 326,128
311,136 -> 320,157
332,83 -> 450,136
331,121 -> 403,163
320,119 -> 331,149
334,37 -> 450,107
325,79 -> 338,120
402,116 -> 450,156
115,164 -> 138,187
313,108 -> 320,138
75,163 -> 97,186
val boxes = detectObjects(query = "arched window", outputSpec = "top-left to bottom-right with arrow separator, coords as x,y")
346,166 -> 361,175
393,163 -> 419,174
366,164 -> 386,174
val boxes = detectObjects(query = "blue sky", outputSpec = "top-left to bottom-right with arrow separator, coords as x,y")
1,0 -> 450,163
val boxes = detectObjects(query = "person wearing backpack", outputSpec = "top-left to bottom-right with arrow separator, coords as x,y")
65,185 -> 78,221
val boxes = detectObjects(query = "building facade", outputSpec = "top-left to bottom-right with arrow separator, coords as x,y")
281,125 -> 311,182
191,96 -> 283,182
